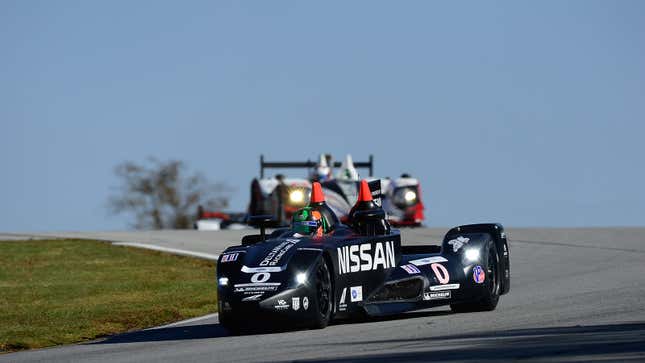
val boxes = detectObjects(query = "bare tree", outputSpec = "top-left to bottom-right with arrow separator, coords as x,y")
109,158 -> 232,229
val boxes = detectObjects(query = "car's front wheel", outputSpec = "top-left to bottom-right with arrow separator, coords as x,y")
451,239 -> 501,312
311,257 -> 332,328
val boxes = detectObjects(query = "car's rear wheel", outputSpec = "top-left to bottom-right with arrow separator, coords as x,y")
451,239 -> 501,312
312,257 -> 332,328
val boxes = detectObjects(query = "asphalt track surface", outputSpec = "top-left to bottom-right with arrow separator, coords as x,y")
2,227 -> 645,362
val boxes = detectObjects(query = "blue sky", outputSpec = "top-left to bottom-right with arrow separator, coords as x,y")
1,1 -> 644,231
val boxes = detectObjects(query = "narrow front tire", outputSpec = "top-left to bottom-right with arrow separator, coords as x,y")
451,239 -> 501,312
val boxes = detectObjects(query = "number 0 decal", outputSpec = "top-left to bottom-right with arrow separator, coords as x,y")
431,263 -> 450,284
251,272 -> 271,283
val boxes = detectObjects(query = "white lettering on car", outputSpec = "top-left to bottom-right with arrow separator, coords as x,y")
251,272 -> 270,283
431,263 -> 450,284
337,241 -> 395,275
260,240 -> 298,266
359,244 -> 372,271
349,245 -> 360,273
338,288 -> 348,311
447,236 -> 470,253
408,256 -> 448,266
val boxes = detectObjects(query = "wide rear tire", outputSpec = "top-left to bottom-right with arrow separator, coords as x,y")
451,239 -> 501,312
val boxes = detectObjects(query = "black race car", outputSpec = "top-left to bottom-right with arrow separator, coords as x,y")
216,181 -> 510,331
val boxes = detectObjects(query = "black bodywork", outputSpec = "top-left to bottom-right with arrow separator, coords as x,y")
217,222 -> 510,330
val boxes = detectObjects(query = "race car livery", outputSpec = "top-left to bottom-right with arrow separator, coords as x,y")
217,181 -> 509,331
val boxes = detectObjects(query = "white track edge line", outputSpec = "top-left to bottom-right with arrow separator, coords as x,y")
112,242 -> 220,261
148,313 -> 220,330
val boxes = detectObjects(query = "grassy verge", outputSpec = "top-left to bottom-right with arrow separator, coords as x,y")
0,239 -> 217,352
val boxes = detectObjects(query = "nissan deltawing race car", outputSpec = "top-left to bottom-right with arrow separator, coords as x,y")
216,181 -> 510,331
246,154 -> 424,227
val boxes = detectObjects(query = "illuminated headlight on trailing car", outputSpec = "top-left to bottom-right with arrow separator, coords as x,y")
289,189 -> 305,204
295,272 -> 307,285
287,187 -> 309,206
393,187 -> 418,207
404,190 -> 417,202
218,277 -> 229,286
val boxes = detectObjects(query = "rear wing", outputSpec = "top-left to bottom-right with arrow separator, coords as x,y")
259,154 -> 374,178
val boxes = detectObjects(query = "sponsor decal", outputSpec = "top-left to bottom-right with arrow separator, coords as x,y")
234,282 -> 281,287
260,240 -> 298,266
251,272 -> 271,283
237,287 -> 277,294
408,256 -> 448,266
241,266 -> 284,273
423,291 -> 451,300
368,180 -> 383,207
447,236 -> 470,253
242,294 -> 263,301
429,283 -> 460,291
303,296 -> 309,310
339,287 -> 348,311
337,241 -> 396,275
234,282 -> 281,293
401,264 -> 421,274
274,299 -> 290,310
503,243 -> 508,256
473,265 -> 485,284
431,263 -> 450,284
292,297 -> 300,311
221,253 -> 239,262
350,286 -> 363,302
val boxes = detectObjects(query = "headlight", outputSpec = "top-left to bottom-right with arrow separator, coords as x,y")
392,187 -> 419,207
289,190 -> 305,203
218,277 -> 229,286
465,248 -> 480,262
295,272 -> 307,285
404,190 -> 417,202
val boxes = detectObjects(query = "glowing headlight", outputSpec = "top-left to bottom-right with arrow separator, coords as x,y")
289,190 -> 305,203
218,277 -> 229,286
465,248 -> 480,262
404,190 -> 417,202
295,272 -> 307,285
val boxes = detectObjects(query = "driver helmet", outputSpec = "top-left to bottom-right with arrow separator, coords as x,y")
315,165 -> 332,182
291,207 -> 328,237
312,153 -> 332,182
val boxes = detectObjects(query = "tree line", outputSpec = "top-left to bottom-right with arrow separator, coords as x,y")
108,158 -> 232,229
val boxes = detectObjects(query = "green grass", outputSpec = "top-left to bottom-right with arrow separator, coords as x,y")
0,239 -> 217,352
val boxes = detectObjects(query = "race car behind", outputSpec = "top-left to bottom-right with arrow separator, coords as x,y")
248,154 -> 425,227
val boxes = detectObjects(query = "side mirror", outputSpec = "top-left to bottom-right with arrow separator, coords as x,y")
247,214 -> 275,241
241,234 -> 265,246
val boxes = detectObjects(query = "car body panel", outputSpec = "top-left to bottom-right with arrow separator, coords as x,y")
217,223 -> 510,326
